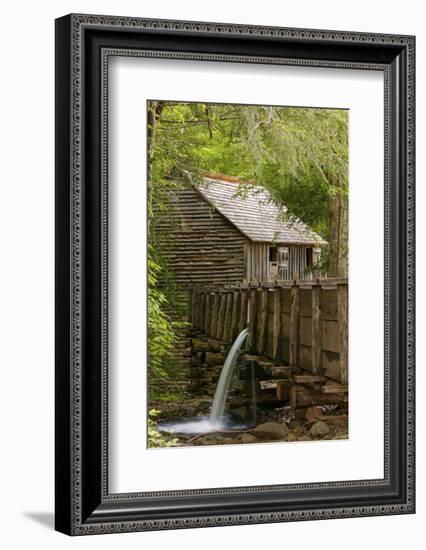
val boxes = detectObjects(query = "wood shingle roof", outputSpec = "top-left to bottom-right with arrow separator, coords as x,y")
195,177 -> 327,246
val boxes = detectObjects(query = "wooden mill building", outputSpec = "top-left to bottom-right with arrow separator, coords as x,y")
155,175 -> 327,289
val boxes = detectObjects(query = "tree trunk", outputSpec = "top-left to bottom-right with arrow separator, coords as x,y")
328,180 -> 348,277
147,101 -> 165,164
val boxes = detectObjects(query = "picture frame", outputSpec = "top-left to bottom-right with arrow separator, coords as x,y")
55,13 -> 415,535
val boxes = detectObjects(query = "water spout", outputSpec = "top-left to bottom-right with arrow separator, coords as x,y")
157,327 -> 250,437
209,328 -> 249,425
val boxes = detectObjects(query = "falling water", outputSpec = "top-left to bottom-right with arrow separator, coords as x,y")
157,328 -> 250,435
209,328 -> 249,425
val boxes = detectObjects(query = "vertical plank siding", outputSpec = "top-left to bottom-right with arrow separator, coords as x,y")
190,278 -> 348,383
244,242 -> 315,283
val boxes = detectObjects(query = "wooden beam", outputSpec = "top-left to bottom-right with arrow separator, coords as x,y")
223,292 -> 233,343
239,289 -> 248,334
231,291 -> 240,340
337,283 -> 349,384
192,290 -> 197,329
289,284 -> 300,367
322,383 -> 348,394
272,288 -> 281,360
187,289 -> 193,323
216,292 -> 226,340
256,288 -> 269,355
293,374 -> 327,383
204,292 -> 212,336
210,292 -> 219,338
311,284 -> 322,374
199,292 -> 206,332
248,288 -> 257,350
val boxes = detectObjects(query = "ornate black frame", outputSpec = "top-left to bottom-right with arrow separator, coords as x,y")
55,14 -> 415,535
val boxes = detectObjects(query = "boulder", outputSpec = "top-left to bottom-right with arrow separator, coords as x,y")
253,422 -> 289,441
238,433 -> 258,444
310,420 -> 330,437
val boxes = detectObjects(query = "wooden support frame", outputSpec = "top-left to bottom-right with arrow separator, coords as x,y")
337,283 -> 349,384
289,284 -> 300,367
312,284 -> 322,374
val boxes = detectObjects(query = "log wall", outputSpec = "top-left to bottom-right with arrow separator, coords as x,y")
154,186 -> 246,286
190,278 -> 349,384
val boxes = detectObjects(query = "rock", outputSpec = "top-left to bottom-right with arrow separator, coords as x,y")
325,417 -> 347,427
253,422 -> 289,441
305,406 -> 322,422
238,433 -> 258,444
195,434 -> 235,445
310,420 -> 330,437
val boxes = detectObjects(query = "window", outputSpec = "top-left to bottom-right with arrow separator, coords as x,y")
269,247 -> 277,262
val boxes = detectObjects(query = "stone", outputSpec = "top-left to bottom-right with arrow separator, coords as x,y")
238,433 -> 258,444
252,422 -> 289,441
310,420 -> 330,437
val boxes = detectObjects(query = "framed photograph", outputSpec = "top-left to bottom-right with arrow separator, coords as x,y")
55,14 -> 415,535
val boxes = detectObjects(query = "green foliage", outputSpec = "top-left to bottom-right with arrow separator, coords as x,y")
147,409 -> 178,448
149,102 -> 348,241
147,101 -> 348,387
147,103 -> 191,390
147,249 -> 176,380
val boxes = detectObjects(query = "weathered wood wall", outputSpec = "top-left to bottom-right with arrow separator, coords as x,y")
154,186 -> 246,286
245,242 -> 269,281
244,242 -> 317,282
285,245 -> 315,281
190,278 -> 348,384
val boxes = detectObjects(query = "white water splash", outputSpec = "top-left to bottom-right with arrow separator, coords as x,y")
158,328 -> 249,436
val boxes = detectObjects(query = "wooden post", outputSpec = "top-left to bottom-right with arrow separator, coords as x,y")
248,287 -> 257,350
272,288 -> 281,360
210,292 -> 219,338
256,288 -> 269,355
204,292 -> 211,336
337,283 -> 349,384
191,289 -> 198,328
231,291 -> 240,340
278,286 -> 290,362
223,292 -> 233,343
311,284 -> 322,374
290,384 -> 297,410
188,289 -> 193,323
199,292 -> 205,333
216,291 -> 226,341
289,283 -> 300,367
238,289 -> 248,334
